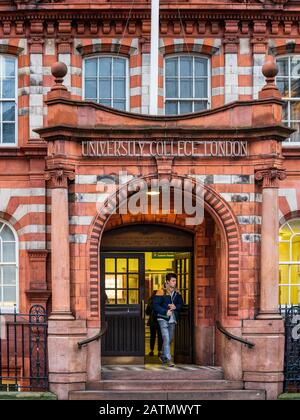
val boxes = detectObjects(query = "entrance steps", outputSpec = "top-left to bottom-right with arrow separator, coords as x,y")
69,365 -> 266,400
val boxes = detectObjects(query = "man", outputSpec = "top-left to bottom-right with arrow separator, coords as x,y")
152,273 -> 183,367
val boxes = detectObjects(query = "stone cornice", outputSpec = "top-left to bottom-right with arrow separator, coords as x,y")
2,8 -> 300,21
36,123 -> 293,143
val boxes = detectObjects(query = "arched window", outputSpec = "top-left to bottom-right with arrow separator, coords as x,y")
84,56 -> 128,111
276,56 -> 300,143
0,55 -> 17,145
165,55 -> 210,115
0,221 -> 18,311
279,219 -> 300,307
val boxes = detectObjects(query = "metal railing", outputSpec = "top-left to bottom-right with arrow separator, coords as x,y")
216,320 -> 255,349
283,305 -> 300,392
78,321 -> 108,349
0,305 -> 48,391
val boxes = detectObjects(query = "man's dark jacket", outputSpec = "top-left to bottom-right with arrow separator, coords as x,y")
152,289 -> 183,322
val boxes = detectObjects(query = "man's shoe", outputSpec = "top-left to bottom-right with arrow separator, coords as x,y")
149,351 -> 154,356
166,360 -> 175,367
159,355 -> 167,364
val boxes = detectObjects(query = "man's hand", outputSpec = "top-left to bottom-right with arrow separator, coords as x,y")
167,310 -> 173,317
168,304 -> 176,310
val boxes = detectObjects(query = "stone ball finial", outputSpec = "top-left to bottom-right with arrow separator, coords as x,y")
258,55 -> 281,100
51,61 -> 68,79
50,61 -> 68,93
262,58 -> 278,79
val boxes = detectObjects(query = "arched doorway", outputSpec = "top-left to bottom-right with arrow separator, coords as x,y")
87,174 -> 240,368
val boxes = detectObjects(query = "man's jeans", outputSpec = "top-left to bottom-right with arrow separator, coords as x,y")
157,319 -> 176,362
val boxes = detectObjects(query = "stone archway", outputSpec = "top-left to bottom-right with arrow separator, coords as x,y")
87,174 -> 241,320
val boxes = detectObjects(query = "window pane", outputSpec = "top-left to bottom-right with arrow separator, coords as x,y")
291,101 -> 300,121
290,78 -> 300,98
128,290 -> 138,304
2,242 -> 16,262
85,59 -> 97,77
180,57 -> 192,77
105,258 -> 115,273
99,79 -> 111,99
195,58 -> 207,77
99,99 -> 111,107
128,274 -> 139,288
290,264 -> 300,284
290,285 -> 300,305
2,102 -> 15,122
165,101 -> 178,115
117,259 -> 127,273
2,266 -> 16,285
128,259 -> 138,272
291,235 -> 300,261
280,223 -> 293,240
99,58 -> 112,77
291,57 -> 300,78
180,101 -> 192,114
166,58 -> 178,77
105,290 -> 115,304
114,59 -> 126,77
113,100 -> 126,110
2,79 -> 15,98
85,79 -> 97,99
180,79 -> 192,98
4,57 -> 15,77
117,290 -> 127,304
195,79 -> 207,98
113,100 -> 126,111
194,100 -> 207,112
166,79 -> 178,98
3,287 -> 16,304
277,78 -> 289,97
279,265 -> 289,285
0,225 -> 15,241
277,58 -> 288,76
279,242 -> 290,262
105,274 -> 116,289
290,121 -> 300,142
2,123 -> 15,143
113,79 -> 125,98
279,285 -> 289,305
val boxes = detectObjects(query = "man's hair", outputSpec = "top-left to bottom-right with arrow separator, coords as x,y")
166,272 -> 177,283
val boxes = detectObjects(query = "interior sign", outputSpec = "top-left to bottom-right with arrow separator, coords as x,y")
82,140 -> 248,158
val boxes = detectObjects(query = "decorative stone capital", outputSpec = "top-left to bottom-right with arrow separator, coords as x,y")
45,168 -> 75,189
255,168 -> 286,188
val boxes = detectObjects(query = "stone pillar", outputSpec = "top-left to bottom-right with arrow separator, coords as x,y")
45,168 -> 75,320
45,165 -> 87,399
255,168 -> 286,319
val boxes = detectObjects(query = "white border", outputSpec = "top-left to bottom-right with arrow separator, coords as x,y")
163,53 -> 211,115
0,219 -> 19,313
82,54 -> 129,112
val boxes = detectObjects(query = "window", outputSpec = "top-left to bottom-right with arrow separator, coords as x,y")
84,56 -> 128,111
0,55 -> 17,145
276,56 -> 300,143
0,221 -> 18,311
279,219 -> 300,307
165,55 -> 210,115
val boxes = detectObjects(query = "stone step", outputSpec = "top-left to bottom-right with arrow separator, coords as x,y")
86,379 -> 243,391
101,365 -> 223,381
69,389 -> 266,400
